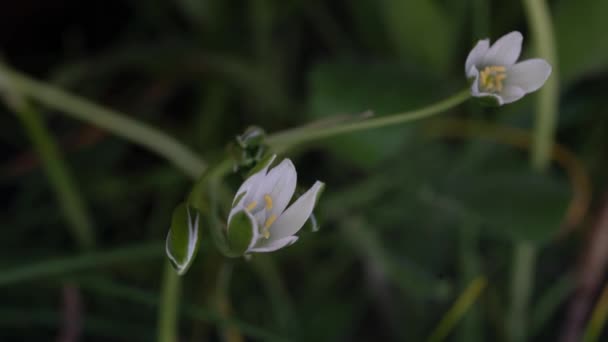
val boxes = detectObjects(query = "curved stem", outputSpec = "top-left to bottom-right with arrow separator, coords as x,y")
0,63 -> 206,178
266,89 -> 470,150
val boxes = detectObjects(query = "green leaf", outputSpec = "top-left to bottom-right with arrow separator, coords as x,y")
555,0 -> 608,84
165,203 -> 201,275
227,210 -> 255,256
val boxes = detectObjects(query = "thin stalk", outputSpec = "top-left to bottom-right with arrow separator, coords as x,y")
158,262 -> 181,342
510,0 -> 559,341
0,62 -> 206,178
8,96 -> 95,250
0,242 -> 163,287
266,89 -> 470,150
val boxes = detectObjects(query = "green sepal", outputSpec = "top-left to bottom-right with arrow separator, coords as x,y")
227,210 -> 255,256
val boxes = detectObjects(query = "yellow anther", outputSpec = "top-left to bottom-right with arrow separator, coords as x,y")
245,201 -> 258,212
264,194 -> 273,210
262,214 -> 277,239
479,66 -> 507,93
264,214 -> 277,229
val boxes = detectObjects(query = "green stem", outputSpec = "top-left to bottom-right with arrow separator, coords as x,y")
266,89 -> 470,150
8,96 -> 95,250
158,261 -> 181,342
0,242 -> 163,287
0,62 -> 206,178
510,1 -> 559,341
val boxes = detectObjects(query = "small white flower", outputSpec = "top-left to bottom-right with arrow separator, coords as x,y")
465,31 -> 552,105
228,155 -> 324,254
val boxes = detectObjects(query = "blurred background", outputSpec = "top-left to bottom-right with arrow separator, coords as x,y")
1,0 -> 607,341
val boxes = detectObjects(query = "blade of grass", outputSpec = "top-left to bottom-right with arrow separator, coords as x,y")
583,282 -> 608,342
7,95 -> 95,250
530,274 -> 574,337
0,242 -> 163,287
427,276 -> 487,342
458,222 -> 483,342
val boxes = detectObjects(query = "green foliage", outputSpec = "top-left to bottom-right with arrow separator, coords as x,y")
380,0 -> 456,73
308,61 -> 439,168
555,0 -> 608,84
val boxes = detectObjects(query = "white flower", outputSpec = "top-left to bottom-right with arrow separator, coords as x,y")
228,155 -> 324,254
465,31 -> 552,105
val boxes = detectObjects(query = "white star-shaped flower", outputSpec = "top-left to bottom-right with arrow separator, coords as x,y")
465,31 -> 552,105
228,155 -> 324,254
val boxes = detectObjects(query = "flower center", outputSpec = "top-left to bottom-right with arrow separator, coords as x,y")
479,66 -> 507,93
245,194 -> 276,239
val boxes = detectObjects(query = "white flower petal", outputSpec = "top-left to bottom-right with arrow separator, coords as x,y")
255,159 -> 297,217
482,31 -> 523,67
499,85 -> 526,104
229,155 -> 276,222
233,155 -> 276,203
248,236 -> 299,253
505,59 -> 552,93
269,181 -> 324,241
465,39 -> 489,77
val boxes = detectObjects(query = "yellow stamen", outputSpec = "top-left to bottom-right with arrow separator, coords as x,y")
262,214 -> 277,239
264,214 -> 277,229
479,66 -> 507,93
264,194 -> 273,210
245,201 -> 258,212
